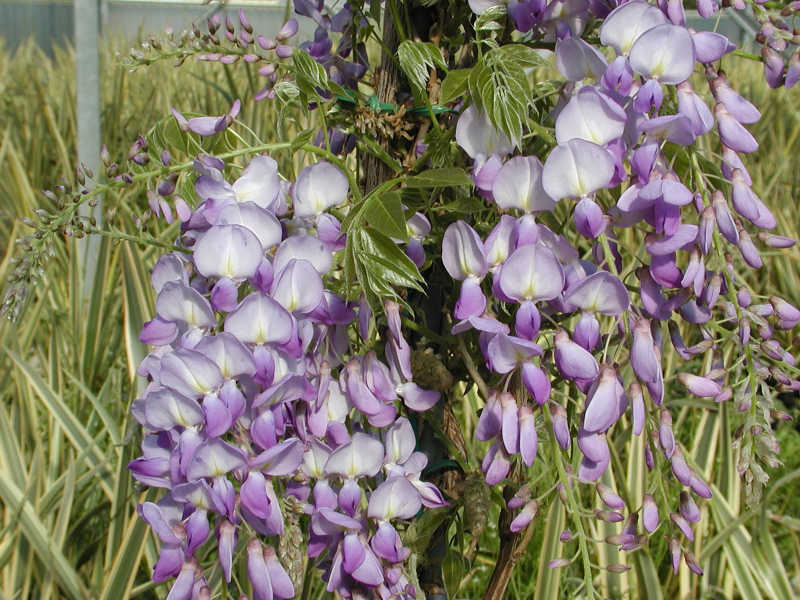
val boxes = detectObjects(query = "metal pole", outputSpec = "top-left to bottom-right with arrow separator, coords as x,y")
74,0 -> 102,295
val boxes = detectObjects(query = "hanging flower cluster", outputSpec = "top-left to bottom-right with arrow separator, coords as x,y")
129,154 -> 447,599
18,0 -> 786,597
447,0 -> 800,574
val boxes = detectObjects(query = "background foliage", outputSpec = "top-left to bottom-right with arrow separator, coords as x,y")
0,33 -> 799,599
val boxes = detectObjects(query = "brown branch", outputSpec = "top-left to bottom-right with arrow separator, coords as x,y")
482,478 -> 536,600
361,6 -> 401,194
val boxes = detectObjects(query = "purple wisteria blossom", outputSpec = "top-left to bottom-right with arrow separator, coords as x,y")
130,154 -> 445,599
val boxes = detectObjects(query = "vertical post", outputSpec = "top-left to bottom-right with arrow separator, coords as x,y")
74,0 -> 102,296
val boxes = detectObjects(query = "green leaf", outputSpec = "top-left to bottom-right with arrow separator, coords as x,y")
440,69 -> 471,104
708,485 -> 765,599
474,5 -> 508,32
120,242 -> 152,393
354,227 -> 425,300
436,195 -> 487,214
406,167 -> 472,188
493,44 -> 549,70
290,128 -> 316,154
468,44 -> 540,144
534,500 -> 565,600
357,228 -> 424,291
443,547 -> 469,598
5,349 -> 113,499
404,507 -> 452,556
397,40 -> 447,98
363,191 -> 408,241
0,470 -> 87,600
100,488 -> 158,600
293,49 -> 329,101
274,81 -> 301,108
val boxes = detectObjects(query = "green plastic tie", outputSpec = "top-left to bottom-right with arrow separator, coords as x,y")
336,93 -> 456,116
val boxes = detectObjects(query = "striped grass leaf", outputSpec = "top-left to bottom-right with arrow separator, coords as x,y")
533,500 -> 565,600
0,469 -> 87,600
4,348 -> 114,499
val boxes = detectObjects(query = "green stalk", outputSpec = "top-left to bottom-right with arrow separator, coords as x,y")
545,407 -> 597,599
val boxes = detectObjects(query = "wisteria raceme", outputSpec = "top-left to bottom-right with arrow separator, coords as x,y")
89,0 -> 800,597
445,0 -> 799,582
130,153 -> 447,599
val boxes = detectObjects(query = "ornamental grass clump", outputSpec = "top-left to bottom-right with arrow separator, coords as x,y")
5,0 -> 800,598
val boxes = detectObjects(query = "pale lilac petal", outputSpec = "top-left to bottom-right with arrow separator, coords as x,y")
325,433 -> 384,478
519,405 -> 538,466
456,105 -> 514,158
442,221 -> 488,281
630,382 -> 645,436
577,428 -> 609,463
510,499 -> 538,532
550,404 -> 570,450
499,244 -> 565,302
583,367 -> 625,433
454,277 -> 487,320
138,501 -> 183,545
476,393 -> 502,441
224,293 -> 293,345
231,155 -> 281,209
384,417 -> 415,465
554,330 -> 599,381
597,483 -> 625,510
193,224 -> 263,280
578,453 -> 610,482
160,349 -> 223,399
492,156 -> 556,213
484,215 -> 517,267
500,393 -> 520,454
731,172 -> 775,229
349,541 -> 383,586
515,300 -> 541,340
156,281 -> 216,329
194,333 -> 256,379
556,37 -> 607,81
247,539 -> 273,600
216,202 -> 282,249
482,441 -> 511,485
368,476 -> 422,520
677,83 -> 714,136
639,114 -> 696,146
716,104 -> 758,153
139,318 -> 178,346
555,86 -> 626,146
629,24 -> 696,84
292,161 -> 349,217
486,333 -> 543,374
271,259 -> 324,314
186,439 -> 246,480
273,235 -> 333,275
677,373 -> 722,397
264,546 -> 295,599
542,139 -> 615,199
600,1 -> 668,55
371,521 -> 410,563
564,271 -> 629,315
151,253 -> 188,292
522,362 -> 551,405
643,493 -> 659,532
692,31 -> 734,63
573,197 -> 606,238
250,438 -> 304,475
397,382 -> 440,411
